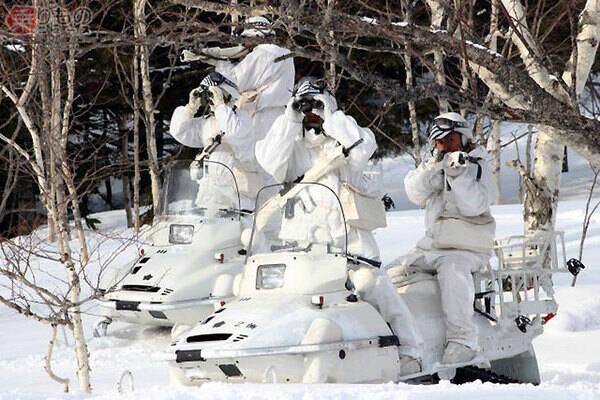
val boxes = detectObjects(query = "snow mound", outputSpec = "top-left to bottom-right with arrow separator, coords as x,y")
549,287 -> 600,332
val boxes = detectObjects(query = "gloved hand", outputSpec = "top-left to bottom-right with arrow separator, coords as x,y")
425,156 -> 444,172
298,189 -> 316,213
285,96 -> 304,123
185,87 -> 205,114
190,163 -> 202,180
312,92 -> 337,121
423,156 -> 444,189
235,90 -> 259,115
324,142 -> 346,163
443,151 -> 469,177
208,86 -> 226,108
349,268 -> 376,297
181,49 -> 207,63
237,90 -> 258,105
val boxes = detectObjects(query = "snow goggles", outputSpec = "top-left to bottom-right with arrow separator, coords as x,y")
428,118 -> 468,141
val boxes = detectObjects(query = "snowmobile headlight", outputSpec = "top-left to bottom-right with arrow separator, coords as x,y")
256,264 -> 286,290
169,224 -> 194,244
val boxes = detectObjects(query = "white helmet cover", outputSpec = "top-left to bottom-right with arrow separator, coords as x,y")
293,76 -> 338,112
241,16 -> 274,37
200,71 -> 239,100
428,112 -> 473,143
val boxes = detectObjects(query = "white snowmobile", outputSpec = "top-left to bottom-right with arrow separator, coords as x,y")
167,148 -> 577,385
96,152 -> 247,335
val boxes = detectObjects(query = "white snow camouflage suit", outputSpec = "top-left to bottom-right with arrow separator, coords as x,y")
386,145 -> 498,351
169,103 -> 257,211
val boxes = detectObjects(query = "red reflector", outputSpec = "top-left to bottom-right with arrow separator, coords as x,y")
319,296 -> 324,305
542,313 -> 556,323
140,248 -> 145,256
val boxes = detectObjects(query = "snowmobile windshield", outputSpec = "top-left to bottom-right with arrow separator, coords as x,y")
248,182 -> 348,257
157,160 -> 241,218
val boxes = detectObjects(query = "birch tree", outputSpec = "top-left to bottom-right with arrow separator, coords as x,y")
134,0 -> 162,215
0,0 -> 107,392
425,0 -> 450,113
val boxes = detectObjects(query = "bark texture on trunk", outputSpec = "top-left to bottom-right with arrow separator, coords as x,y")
491,120 -> 502,205
45,324 -> 70,393
49,30 -> 92,394
134,0 -> 161,214
133,44 -> 142,232
120,115 -> 133,228
60,40 -> 89,263
426,0 -> 449,112
523,0 -> 600,235
402,1 -> 421,166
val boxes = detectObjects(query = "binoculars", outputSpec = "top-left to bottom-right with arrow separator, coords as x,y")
292,97 -> 324,114
193,89 -> 213,108
435,150 -> 447,162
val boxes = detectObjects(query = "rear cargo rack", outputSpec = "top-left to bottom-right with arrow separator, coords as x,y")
474,231 -> 570,330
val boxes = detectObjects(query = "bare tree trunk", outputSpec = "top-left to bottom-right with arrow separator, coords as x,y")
528,0 -> 599,233
49,147 -> 62,253
43,54 -> 65,255
133,45 -> 142,232
62,166 -> 89,263
458,0 -> 475,117
489,0 -> 501,204
525,128 -> 563,234
37,69 -> 58,244
326,0 -> 336,93
120,115 -> 133,228
0,13 -> 54,241
402,1 -> 421,166
44,324 -> 70,393
50,36 -> 92,394
573,167 -> 600,286
55,183 -> 92,393
405,56 -> 421,167
0,146 -> 20,222
135,0 -> 161,214
426,0 -> 449,112
60,39 -> 89,263
519,124 -> 534,203
491,120 -> 502,204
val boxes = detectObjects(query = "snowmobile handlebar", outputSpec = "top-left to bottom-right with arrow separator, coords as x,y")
347,254 -> 382,268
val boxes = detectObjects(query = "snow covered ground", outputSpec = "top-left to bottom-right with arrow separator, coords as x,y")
1,193 -> 599,399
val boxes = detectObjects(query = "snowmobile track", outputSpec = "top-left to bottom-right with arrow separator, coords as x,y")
450,365 -> 525,385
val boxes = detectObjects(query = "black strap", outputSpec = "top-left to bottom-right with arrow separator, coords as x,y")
467,156 -> 483,182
